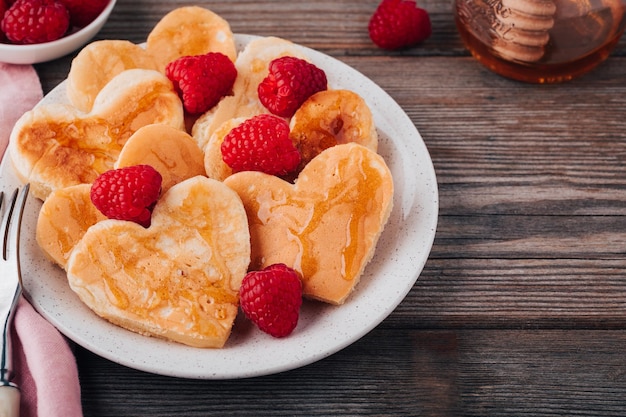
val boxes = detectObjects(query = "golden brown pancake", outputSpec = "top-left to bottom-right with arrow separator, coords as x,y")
36,184 -> 106,269
289,89 -> 378,171
9,69 -> 184,200
224,143 -> 394,305
116,124 -> 205,192
66,176 -> 251,348
66,40 -> 160,113
146,6 -> 237,72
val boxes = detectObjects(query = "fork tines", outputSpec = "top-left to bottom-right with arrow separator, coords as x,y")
1,184 -> 30,262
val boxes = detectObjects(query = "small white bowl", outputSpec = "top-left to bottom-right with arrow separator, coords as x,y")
0,0 -> 117,65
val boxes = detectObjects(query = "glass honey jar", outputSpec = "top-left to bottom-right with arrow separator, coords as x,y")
455,0 -> 626,83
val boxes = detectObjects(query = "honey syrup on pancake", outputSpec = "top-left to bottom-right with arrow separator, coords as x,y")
296,155 -> 385,282
231,144 -> 393,304
67,176 -> 250,347
14,75 -> 182,199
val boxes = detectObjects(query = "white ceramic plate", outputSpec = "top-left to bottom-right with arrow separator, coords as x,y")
0,34 -> 438,379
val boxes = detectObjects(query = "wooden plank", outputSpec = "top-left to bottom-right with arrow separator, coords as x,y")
76,329 -> 626,416
392,257 -> 626,329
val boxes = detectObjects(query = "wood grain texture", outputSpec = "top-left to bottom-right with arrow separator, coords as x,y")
76,329 -> 626,416
28,0 -> 626,415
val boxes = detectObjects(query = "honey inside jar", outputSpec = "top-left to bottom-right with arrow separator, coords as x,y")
455,0 -> 626,83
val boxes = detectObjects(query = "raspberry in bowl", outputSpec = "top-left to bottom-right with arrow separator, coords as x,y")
0,0 -> 116,64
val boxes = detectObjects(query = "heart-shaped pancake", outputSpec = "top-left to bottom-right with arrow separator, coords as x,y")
224,143 -> 394,305
9,69 -> 184,200
66,176 -> 251,348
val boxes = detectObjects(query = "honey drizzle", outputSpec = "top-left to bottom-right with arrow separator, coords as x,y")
23,85 -> 177,180
254,149 -> 384,283
83,186 -> 241,336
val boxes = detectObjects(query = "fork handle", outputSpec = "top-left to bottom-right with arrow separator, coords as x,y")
0,385 -> 20,417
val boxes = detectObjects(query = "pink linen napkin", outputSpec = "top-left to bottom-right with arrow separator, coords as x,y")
1,63 -> 83,417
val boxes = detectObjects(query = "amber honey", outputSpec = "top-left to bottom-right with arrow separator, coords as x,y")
455,0 -> 626,83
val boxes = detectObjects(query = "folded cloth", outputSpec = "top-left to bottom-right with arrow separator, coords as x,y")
1,63 -> 83,417
12,298 -> 83,417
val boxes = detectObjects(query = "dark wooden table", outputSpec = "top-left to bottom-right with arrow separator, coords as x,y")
32,0 -> 626,415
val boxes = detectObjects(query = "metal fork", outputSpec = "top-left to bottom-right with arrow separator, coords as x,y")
0,184 -> 30,417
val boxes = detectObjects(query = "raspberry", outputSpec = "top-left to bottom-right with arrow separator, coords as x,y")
221,114 -> 301,176
368,0 -> 432,50
258,56 -> 327,118
166,52 -> 237,115
90,165 -> 162,228
1,0 -> 70,45
240,264 -> 303,338
59,0 -> 109,28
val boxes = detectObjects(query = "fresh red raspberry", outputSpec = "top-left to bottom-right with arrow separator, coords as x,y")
368,0 -> 432,50
166,52 -> 237,115
257,56 -> 328,118
1,0 -> 70,45
90,165 -> 162,228
240,263 -> 303,338
221,114 -> 301,176
58,0 -> 109,28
